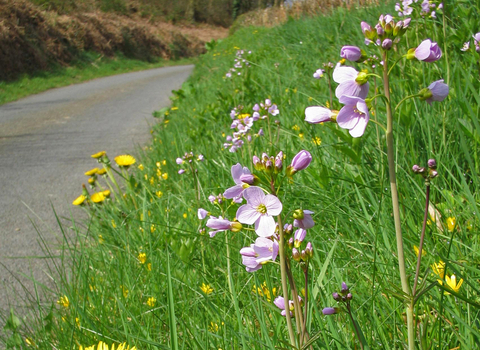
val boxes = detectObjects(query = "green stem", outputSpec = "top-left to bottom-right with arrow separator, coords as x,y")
394,94 -> 421,113
382,51 -> 415,350
346,303 -> 364,350
277,216 -> 297,347
412,181 -> 430,297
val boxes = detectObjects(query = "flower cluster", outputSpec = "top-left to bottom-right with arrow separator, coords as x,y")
412,158 -> 438,179
431,260 -> 464,294
274,295 -> 303,317
461,32 -> 480,53
312,62 -> 334,79
176,152 -> 204,174
225,49 -> 251,78
361,14 -> 411,47
396,0 -> 443,19
323,282 -> 352,315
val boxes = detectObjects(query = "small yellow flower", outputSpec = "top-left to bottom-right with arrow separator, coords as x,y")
97,168 -> 107,175
292,88 -> 297,93
183,213 -> 187,219
312,136 -> 322,146
431,260 -> 445,279
147,263 -> 152,271
414,245 -> 426,257
299,133 -> 304,139
138,253 -> 147,264
25,338 -> 34,346
444,274 -> 463,294
201,283 -> 213,295
292,125 -> 300,131
91,192 -> 107,203
84,168 -> 99,176
146,297 -> 157,307
150,224 -> 156,233
156,161 -> 161,168
88,177 -> 96,185
162,173 -> 168,180
79,341 -> 137,350
446,217 -> 456,232
98,235 -> 104,244
121,286 -> 129,298
76,317 -> 80,328
156,190 -> 163,198
209,322 -> 220,333
162,160 -> 166,165
73,195 -> 86,206
57,295 -> 69,308
238,113 -> 251,120
111,220 -> 117,228
171,106 -> 179,111
115,155 -> 136,167
325,101 -> 330,108
149,177 -> 155,185
91,151 -> 106,159
138,164 -> 144,171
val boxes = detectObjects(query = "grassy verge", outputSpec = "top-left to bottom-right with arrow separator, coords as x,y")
0,52 -> 195,105
2,1 -> 480,350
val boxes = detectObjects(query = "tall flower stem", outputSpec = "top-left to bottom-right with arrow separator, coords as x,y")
277,216 -> 297,347
412,180 -> 430,297
382,51 -> 415,350
346,303 -> 364,350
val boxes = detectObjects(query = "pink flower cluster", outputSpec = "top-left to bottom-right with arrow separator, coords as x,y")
225,49 -> 251,78
176,152 -> 204,174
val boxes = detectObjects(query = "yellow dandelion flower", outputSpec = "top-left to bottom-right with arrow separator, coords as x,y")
150,225 -> 156,233
445,274 -> 463,293
201,283 -> 213,295
79,341 -> 137,350
90,192 -> 107,203
156,162 -> 161,168
183,213 -> 187,219
171,106 -> 179,111
146,297 -> 157,307
91,151 -> 106,159
84,168 -> 99,176
162,160 -> 166,165
97,168 -> 107,175
238,113 -> 251,120
115,155 -> 136,168
413,245 -> 426,257
73,195 -> 86,206
147,263 -> 152,271
156,190 -> 163,198
446,217 -> 456,232
88,177 -> 96,185
57,295 -> 69,308
164,119 -> 170,124
299,133 -> 304,139
138,253 -> 147,264
138,164 -> 144,171
431,260 -> 445,279
162,173 -> 168,180
312,136 -> 322,146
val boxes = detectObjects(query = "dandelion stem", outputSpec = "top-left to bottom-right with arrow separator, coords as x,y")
413,180 -> 430,297
383,50 -> 415,350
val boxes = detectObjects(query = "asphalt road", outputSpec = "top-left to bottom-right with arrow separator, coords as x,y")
0,65 -> 194,315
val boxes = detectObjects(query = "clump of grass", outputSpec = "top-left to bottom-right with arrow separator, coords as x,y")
2,1 -> 480,350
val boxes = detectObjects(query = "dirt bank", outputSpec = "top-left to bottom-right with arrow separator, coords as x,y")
0,0 -> 228,81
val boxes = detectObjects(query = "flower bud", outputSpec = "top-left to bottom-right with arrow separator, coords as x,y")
429,170 -> 438,178
322,307 -> 339,315
332,292 -> 341,301
340,46 -> 362,62
361,21 -> 376,40
341,282 -> 349,294
287,150 -> 312,176
292,248 -> 301,261
284,223 -> 293,235
305,242 -> 313,258
293,209 -> 304,220
230,222 -> 243,232
428,159 -> 437,169
346,293 -> 353,301
294,228 -> 307,248
382,38 -> 393,50
288,237 -> 294,249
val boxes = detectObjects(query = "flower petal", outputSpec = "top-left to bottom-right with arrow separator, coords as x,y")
231,163 -> 243,184
224,184 -> 244,199
243,186 -> 265,206
336,105 -> 359,130
255,215 -> 276,237
264,194 -> 283,216
305,106 -> 332,123
237,204 -> 260,225
349,113 -> 369,138
333,65 -> 359,84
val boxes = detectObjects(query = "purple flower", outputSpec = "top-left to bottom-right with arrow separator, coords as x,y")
236,186 -> 283,237
268,104 -> 279,116
206,217 -> 242,238
336,95 -> 370,138
224,163 -> 255,199
293,210 -> 315,229
305,106 -> 336,124
461,41 -> 470,52
322,307 -> 338,315
294,228 -> 306,248
197,208 -> 208,220
428,159 -> 437,169
240,237 -> 279,272
176,157 -> 184,165
415,39 -> 442,62
274,296 -> 297,317
340,46 -> 362,61
178,169 -> 186,174
421,79 -> 449,104
341,282 -> 349,293
333,64 -> 369,100
289,150 -> 312,173
382,38 -> 393,50
313,68 -> 324,79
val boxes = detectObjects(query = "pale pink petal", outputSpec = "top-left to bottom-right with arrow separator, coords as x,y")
305,106 -> 332,123
224,184 -> 244,199
243,186 -> 265,206
335,81 -> 369,99
263,194 -> 283,216
255,215 -> 276,237
231,163 -> 244,184
336,105 -> 359,130
349,114 -> 369,137
332,65 -> 359,84
415,39 -> 432,61
237,205 -> 260,224
356,100 -> 369,115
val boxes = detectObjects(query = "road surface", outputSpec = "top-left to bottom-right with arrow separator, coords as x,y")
0,65 -> 194,315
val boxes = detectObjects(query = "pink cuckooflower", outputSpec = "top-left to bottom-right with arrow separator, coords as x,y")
240,237 -> 279,272
293,210 -> 315,229
224,163 -> 254,199
197,208 -> 208,220
333,63 -> 370,99
337,95 -> 370,138
414,39 -> 442,62
206,216 -> 242,238
313,68 -> 324,79
274,296 -> 302,317
423,79 -> 449,104
236,186 -> 282,237
340,46 -> 362,61
305,106 -> 336,124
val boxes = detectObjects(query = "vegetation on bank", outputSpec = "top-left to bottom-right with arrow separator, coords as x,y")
2,1 -> 480,350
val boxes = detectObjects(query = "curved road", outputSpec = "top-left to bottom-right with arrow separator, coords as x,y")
0,65 -> 194,314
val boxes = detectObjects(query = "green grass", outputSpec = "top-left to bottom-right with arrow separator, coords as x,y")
0,52 -> 195,106
2,1 -> 480,350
